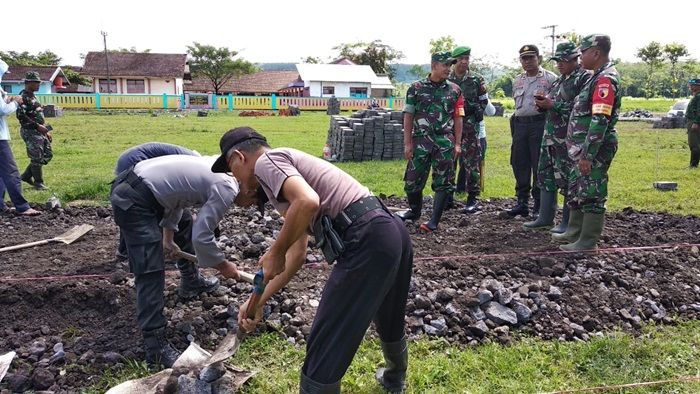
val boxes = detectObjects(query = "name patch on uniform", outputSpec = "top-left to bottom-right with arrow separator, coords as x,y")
458,107 -> 465,117
592,76 -> 615,116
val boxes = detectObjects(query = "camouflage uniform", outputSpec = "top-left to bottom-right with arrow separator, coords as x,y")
403,77 -> 463,194
567,61 -> 621,214
536,65 -> 591,193
684,80 -> 700,167
16,88 -> 53,167
449,70 -> 488,195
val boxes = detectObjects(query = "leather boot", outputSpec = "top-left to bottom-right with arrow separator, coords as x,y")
375,337 -> 408,393
531,196 -> 541,219
21,165 -> 33,185
30,164 -> 47,190
691,152 -> 700,168
461,192 -> 480,214
502,197 -> 529,218
420,191 -> 448,232
560,212 -> 605,252
176,260 -> 219,299
550,198 -> 570,234
552,209 -> 583,243
299,372 -> 341,394
143,327 -> 181,368
396,192 -> 422,221
523,190 -> 556,230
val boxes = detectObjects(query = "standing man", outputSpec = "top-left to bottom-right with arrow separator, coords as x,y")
110,155 -> 240,367
503,45 -> 557,218
524,42 -> 590,232
685,78 -> 700,168
555,34 -> 620,252
449,45 -> 489,214
16,71 -> 52,190
397,52 -> 464,232
212,127 -> 413,393
0,61 -> 40,216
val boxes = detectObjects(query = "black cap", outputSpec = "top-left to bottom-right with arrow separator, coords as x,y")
211,126 -> 267,173
519,44 -> 539,57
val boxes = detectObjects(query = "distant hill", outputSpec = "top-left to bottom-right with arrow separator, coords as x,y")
259,63 -> 297,71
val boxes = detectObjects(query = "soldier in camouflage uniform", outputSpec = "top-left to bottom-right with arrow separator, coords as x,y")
449,45 -> 489,214
684,78 -> 700,168
397,52 -> 464,233
553,34 -> 620,252
16,71 -> 52,190
524,42 -> 591,232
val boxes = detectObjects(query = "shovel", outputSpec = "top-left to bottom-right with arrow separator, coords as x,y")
0,224 -> 94,253
176,251 -> 256,284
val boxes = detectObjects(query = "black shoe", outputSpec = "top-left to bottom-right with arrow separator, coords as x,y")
21,169 -> 33,185
462,193 -> 480,214
176,261 -> 220,299
143,327 -> 181,368
33,182 -> 47,190
501,199 -> 529,218
396,192 -> 422,221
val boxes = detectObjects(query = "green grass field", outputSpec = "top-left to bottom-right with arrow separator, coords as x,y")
5,110 -> 699,393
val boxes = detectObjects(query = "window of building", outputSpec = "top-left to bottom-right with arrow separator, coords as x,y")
98,79 -> 117,93
349,87 -> 368,98
126,79 -> 145,94
322,86 -> 335,95
1,84 -> 11,94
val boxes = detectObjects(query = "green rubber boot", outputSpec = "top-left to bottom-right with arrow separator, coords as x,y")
560,212 -> 605,252
552,209 -> 583,243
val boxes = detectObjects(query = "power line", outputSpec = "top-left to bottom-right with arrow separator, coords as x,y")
542,25 -> 558,57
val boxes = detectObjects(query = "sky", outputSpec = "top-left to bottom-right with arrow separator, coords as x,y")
4,1 -> 700,68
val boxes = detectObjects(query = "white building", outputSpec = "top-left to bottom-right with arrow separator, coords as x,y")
295,63 -> 395,98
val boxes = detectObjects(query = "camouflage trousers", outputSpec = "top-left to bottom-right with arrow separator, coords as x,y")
536,140 -> 571,194
456,123 -> 482,194
404,133 -> 455,194
568,133 -> 618,214
20,127 -> 53,166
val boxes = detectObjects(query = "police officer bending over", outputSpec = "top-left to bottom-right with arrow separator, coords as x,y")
211,127 -> 413,394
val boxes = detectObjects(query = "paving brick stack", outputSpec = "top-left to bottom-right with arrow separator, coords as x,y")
326,96 -> 340,115
326,109 -> 406,162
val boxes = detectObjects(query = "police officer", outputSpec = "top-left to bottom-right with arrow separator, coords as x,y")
16,71 -> 52,190
504,45 -> 557,218
685,78 -> 700,168
397,52 -> 464,232
110,155 -> 240,367
212,127 -> 412,393
449,45 -> 489,214
524,42 -> 591,232
554,34 -> 620,252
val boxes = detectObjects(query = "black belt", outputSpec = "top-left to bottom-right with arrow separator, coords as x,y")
513,113 -> 546,123
332,196 -> 387,235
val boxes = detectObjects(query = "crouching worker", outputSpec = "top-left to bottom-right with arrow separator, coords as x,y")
110,154 -> 241,368
211,127 -> 414,393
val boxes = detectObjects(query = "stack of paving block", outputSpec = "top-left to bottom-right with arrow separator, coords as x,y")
326,96 -> 340,115
325,109 -> 406,162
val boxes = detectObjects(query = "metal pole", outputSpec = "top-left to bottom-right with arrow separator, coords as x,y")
541,25 -> 558,57
101,31 -> 112,93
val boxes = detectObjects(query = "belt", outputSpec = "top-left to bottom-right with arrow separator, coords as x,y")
332,196 -> 387,235
513,113 -> 546,123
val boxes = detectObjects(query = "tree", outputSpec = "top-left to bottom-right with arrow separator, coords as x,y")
636,41 -> 664,98
664,43 -> 689,97
408,64 -> 427,80
301,56 -> 322,64
0,50 -> 62,66
115,47 -> 151,53
63,69 -> 91,86
555,31 -> 582,46
187,42 -> 258,95
428,36 -> 456,54
333,40 -> 404,80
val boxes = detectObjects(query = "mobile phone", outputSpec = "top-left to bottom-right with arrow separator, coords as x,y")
45,125 -> 53,131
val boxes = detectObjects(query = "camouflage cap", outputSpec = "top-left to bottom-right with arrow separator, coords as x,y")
24,71 -> 41,83
577,34 -> 611,52
550,41 -> 580,61
431,52 -> 456,65
519,44 -> 539,57
689,78 -> 700,86
452,46 -> 471,58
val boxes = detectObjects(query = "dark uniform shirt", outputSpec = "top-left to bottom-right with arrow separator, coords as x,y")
685,92 -> 700,126
448,71 -> 488,123
404,76 -> 464,137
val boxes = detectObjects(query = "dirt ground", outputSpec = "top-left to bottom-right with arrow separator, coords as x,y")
0,198 -> 699,392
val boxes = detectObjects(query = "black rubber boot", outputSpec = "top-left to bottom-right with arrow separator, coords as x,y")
560,212 -> 605,252
523,190 -> 556,230
445,193 -> 455,210
396,192 -> 422,221
21,165 -> 33,185
550,198 -> 570,234
299,372 -> 341,394
502,197 -> 529,218
176,260 -> 220,299
420,191 -> 448,232
552,209 -> 583,243
30,164 -> 47,190
375,337 -> 408,393
691,152 -> 700,168
531,196 -> 541,219
461,192 -> 480,214
143,327 -> 181,368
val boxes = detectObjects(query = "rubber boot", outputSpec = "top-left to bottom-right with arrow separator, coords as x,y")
21,165 -> 33,185
531,196 -> 541,219
552,209 -> 583,243
396,192 -> 422,221
299,372 -> 341,394
143,327 -> 181,368
560,212 -> 605,252
550,199 -> 570,234
523,190 -> 556,230
445,192 -> 455,210
502,197 -> 529,218
176,260 -> 220,299
420,191 -> 448,233
30,164 -> 47,190
375,337 -> 408,393
462,192 -> 480,214
691,151 -> 700,168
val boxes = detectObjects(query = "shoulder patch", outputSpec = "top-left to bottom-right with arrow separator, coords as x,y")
591,76 -> 615,116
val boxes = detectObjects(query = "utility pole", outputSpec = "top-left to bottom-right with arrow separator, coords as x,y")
542,25 -> 558,57
101,31 -> 112,93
